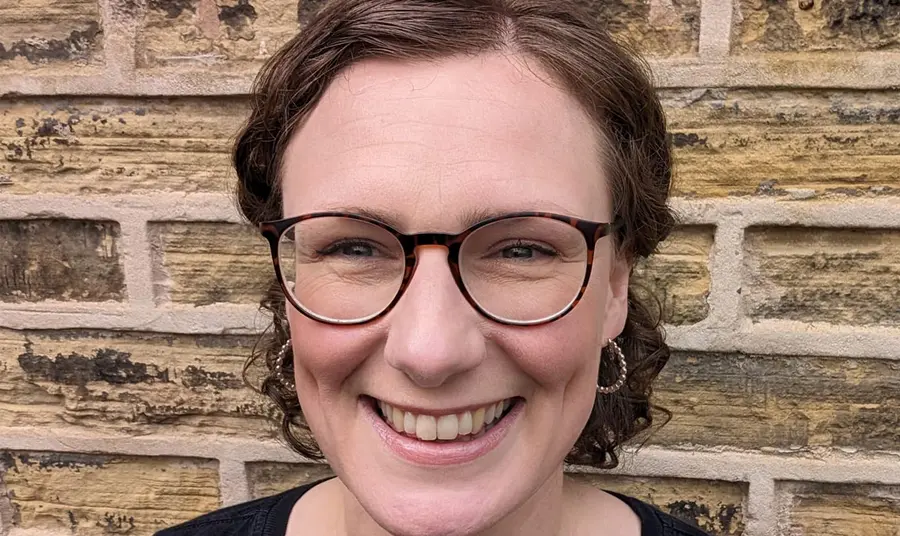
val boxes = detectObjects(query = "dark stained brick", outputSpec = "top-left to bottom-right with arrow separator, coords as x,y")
0,220 -> 125,303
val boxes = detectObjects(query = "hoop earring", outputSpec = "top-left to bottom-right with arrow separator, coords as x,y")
274,339 -> 295,391
597,339 -> 627,395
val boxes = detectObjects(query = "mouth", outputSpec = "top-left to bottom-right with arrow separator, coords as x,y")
374,398 -> 517,442
362,395 -> 523,466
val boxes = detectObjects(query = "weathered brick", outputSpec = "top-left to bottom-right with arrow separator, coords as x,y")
0,329 -> 277,438
651,352 -> 900,451
150,222 -> 271,306
0,0 -> 102,71
0,451 -> 219,535
569,473 -> 746,535
136,0 -> 307,71
733,0 -> 900,53
742,227 -> 900,326
663,89 -> 900,198
577,0 -> 700,56
134,0 -> 697,68
246,462 -> 334,499
0,220 -> 125,303
0,98 -> 246,195
632,226 -> 713,325
776,481 -> 900,536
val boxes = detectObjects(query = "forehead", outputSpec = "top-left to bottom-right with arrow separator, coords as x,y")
281,52 -> 609,232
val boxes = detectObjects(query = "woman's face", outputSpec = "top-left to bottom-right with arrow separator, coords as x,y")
281,52 -> 629,534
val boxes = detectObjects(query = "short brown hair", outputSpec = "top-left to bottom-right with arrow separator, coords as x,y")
237,0 -> 674,469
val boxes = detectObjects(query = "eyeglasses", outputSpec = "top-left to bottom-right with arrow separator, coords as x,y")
260,212 -> 614,326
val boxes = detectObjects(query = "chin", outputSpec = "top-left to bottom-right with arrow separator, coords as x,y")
362,490 -> 503,536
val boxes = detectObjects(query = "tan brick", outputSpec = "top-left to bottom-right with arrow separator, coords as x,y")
0,98 -> 246,195
742,227 -> 900,326
0,0 -> 102,72
569,473 -> 746,535
150,222 -> 271,305
776,481 -> 900,536
663,89 -> 900,198
134,0 -> 697,68
0,329 -> 277,439
733,0 -> 900,53
0,451 -> 218,535
651,352 -> 900,451
577,0 -> 700,56
246,462 -> 334,499
632,226 -> 713,325
0,219 -> 125,303
136,0 -> 308,71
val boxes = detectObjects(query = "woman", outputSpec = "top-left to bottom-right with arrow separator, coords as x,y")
159,0 -> 708,535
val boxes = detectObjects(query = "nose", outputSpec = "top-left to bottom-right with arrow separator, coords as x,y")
383,246 -> 486,388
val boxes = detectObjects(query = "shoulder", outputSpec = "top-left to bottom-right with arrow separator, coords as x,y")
154,483 -> 314,536
605,490 -> 713,536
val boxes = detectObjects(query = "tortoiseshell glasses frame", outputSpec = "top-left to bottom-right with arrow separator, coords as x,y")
259,211 -> 615,326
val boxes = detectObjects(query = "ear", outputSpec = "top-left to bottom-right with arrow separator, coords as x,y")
602,253 -> 630,342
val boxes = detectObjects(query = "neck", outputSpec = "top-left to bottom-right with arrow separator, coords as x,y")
337,467 -> 570,536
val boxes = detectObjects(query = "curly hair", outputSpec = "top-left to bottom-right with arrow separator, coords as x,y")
237,0 -> 674,469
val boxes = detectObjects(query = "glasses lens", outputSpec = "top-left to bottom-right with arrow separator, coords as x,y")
459,217 -> 588,323
278,217 -> 404,322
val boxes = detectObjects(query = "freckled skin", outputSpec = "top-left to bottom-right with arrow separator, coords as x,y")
281,52 -> 631,536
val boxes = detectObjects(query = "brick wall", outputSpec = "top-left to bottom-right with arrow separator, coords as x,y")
1,0 -> 898,535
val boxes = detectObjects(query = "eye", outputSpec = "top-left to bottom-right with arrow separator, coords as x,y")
500,241 -> 558,259
317,240 -> 379,258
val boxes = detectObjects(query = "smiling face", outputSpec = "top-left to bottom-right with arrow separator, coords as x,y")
280,52 -> 630,535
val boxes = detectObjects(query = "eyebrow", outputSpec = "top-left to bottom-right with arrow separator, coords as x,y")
324,205 -> 536,232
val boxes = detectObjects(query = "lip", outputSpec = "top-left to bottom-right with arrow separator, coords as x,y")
362,396 -> 523,467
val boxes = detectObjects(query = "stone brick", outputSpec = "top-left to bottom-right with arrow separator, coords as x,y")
0,329 -> 277,439
651,352 -> 900,451
0,98 -> 246,195
0,220 -> 125,303
632,226 -> 713,325
246,462 -> 334,499
577,0 -> 700,56
776,481 -> 900,536
134,0 -> 697,69
742,227 -> 900,326
136,0 -> 308,71
663,89 -> 900,198
733,0 -> 900,53
0,451 -> 219,535
0,0 -> 102,72
150,222 -> 271,306
569,473 -> 746,535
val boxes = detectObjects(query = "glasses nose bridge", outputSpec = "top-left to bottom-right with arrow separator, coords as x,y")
409,232 -> 455,247
404,232 -> 462,261
399,233 -> 465,298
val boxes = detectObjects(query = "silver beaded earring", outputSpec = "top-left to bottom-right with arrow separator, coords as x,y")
274,339 -> 295,391
597,338 -> 627,395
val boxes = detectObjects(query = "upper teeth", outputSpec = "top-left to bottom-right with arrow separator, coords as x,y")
378,399 -> 512,441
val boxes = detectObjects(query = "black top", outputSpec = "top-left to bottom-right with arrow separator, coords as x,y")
155,478 -> 711,536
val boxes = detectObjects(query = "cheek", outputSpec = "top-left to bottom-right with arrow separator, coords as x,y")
503,266 -> 608,376
490,287 -> 607,389
287,308 -> 378,397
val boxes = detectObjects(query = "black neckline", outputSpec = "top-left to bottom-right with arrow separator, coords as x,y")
604,489 -> 664,536
263,479 -> 325,535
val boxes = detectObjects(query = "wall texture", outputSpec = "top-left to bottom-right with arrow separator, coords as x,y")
1,0 -> 899,535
